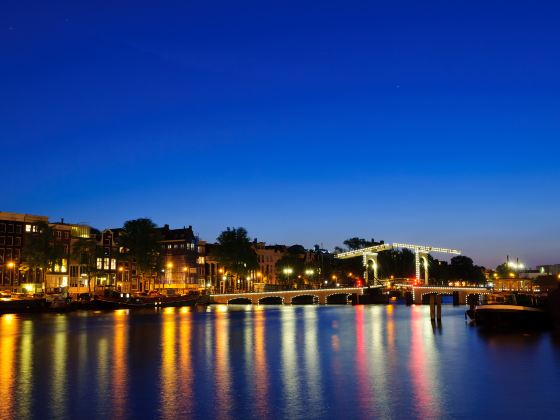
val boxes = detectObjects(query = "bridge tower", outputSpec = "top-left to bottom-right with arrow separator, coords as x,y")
362,253 -> 378,285
336,242 -> 460,286
415,251 -> 429,285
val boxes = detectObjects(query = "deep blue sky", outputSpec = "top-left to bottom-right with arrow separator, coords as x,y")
2,1 -> 560,268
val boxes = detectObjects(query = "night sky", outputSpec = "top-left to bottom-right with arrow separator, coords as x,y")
2,1 -> 560,268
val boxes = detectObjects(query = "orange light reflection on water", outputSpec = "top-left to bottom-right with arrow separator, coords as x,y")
112,310 -> 128,419
0,314 -> 18,419
160,308 -> 178,420
178,308 -> 193,414
253,309 -> 269,417
214,309 -> 232,418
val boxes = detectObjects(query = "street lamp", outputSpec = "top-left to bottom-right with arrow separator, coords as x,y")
7,261 -> 15,289
118,266 -> 124,292
282,267 -> 293,288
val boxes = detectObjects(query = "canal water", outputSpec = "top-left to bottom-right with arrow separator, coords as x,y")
1,304 -> 560,419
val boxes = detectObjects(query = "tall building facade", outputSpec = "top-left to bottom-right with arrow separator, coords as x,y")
0,211 -> 49,292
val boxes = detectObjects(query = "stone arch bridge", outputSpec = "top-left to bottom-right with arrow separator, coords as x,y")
210,287 -> 369,305
411,285 -> 491,305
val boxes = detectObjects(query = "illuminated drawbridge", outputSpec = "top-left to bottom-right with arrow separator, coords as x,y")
335,243 -> 461,285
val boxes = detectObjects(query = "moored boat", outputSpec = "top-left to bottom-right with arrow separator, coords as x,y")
473,293 -> 549,329
92,291 -> 201,310
0,292 -> 49,314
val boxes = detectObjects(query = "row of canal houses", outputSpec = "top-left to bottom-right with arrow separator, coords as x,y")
0,211 -> 316,296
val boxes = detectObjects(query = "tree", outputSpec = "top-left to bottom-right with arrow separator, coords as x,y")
341,237 -> 383,251
117,218 -> 161,291
448,256 -> 486,284
495,263 -> 510,279
276,245 -> 307,288
377,249 -> 415,279
71,237 -> 100,295
21,221 -> 64,291
214,227 -> 258,289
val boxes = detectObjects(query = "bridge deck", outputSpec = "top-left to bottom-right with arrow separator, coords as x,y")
210,286 -> 378,305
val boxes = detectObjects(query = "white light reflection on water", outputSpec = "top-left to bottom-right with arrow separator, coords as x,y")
281,307 -> 301,418
303,306 -> 323,415
51,316 -> 69,420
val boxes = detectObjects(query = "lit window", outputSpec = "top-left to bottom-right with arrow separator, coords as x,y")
97,258 -> 103,269
25,224 -> 31,232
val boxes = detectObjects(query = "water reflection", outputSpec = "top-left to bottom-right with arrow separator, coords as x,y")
51,316 -> 68,419
160,307 -> 178,420
281,308 -> 299,418
0,314 -> 17,418
16,320 -> 33,418
355,306 -> 371,413
0,305 -> 559,419
214,308 -> 232,419
253,308 -> 269,417
178,307 -> 193,415
409,306 -> 442,418
112,310 -> 128,419
303,308 -> 322,413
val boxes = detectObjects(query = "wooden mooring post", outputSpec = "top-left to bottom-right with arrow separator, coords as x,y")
430,294 -> 442,322
430,295 -> 435,320
436,294 -> 442,322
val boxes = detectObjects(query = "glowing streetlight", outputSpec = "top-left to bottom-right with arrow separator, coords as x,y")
167,262 -> 173,269
7,261 -> 15,268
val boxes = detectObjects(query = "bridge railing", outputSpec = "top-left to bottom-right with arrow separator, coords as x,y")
211,286 -> 376,296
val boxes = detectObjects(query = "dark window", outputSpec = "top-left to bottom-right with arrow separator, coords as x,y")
14,237 -> 21,247
0,223 -> 5,233
64,231 -> 69,239
6,237 -> 13,246
0,237 -> 4,245
15,225 -> 22,234
7,224 -> 14,233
